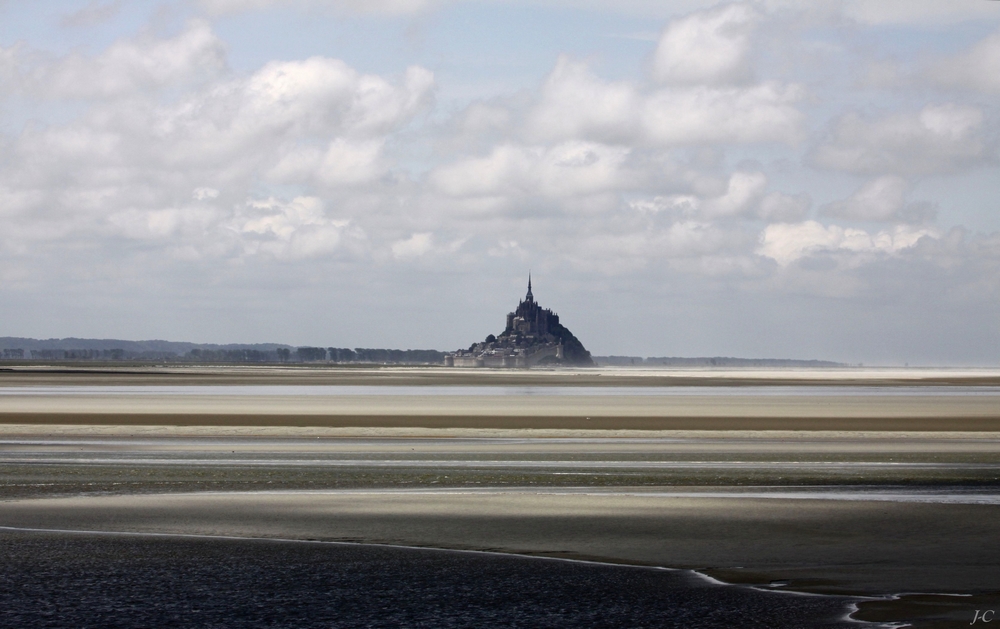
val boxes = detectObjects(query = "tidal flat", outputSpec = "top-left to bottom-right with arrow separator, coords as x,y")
2,365 -> 1000,628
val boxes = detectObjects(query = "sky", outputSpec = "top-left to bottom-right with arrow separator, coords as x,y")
1,0 -> 999,364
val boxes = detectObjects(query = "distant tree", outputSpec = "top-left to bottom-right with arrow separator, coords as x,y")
327,348 -> 357,362
402,349 -> 446,363
485,334 -> 496,343
296,347 -> 327,362
33,350 -> 65,360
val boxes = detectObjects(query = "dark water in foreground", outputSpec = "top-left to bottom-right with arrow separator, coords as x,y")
0,531 -> 858,628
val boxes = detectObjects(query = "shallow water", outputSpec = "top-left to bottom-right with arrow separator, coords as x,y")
0,530 -> 860,629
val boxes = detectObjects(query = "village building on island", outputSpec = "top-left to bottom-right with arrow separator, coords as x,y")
447,276 -> 594,368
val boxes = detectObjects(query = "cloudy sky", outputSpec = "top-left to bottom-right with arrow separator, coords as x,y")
1,0 -> 999,364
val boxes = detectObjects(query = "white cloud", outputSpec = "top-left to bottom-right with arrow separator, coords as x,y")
192,0 -> 1000,25
431,141 -> 632,201
701,171 -> 766,217
811,104 -> 988,176
834,0 -> 1000,26
234,196 -> 357,259
757,220 -> 939,265
193,187 -> 220,200
28,20 -> 227,98
642,83 -> 804,146
528,56 -> 639,144
197,0 -> 439,16
559,227 -> 695,273
632,171 -> 807,221
391,232 -> 434,258
109,205 -> 221,240
821,176 -> 935,223
0,44 -> 17,86
104,195 -> 361,260
238,59 -> 433,139
556,217 -> 758,275
928,28 -> 1000,94
459,102 -> 511,134
651,3 -> 758,85
60,1 -> 124,28
0,186 -> 46,219
268,139 -> 386,186
822,175 -> 936,222
8,51 -> 431,193
0,25 -> 430,266
528,56 -> 804,147
758,191 -> 810,222
824,176 -> 907,222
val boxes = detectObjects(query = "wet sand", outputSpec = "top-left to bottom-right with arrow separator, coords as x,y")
6,411 -> 1000,431
0,529 -> 862,629
3,393 -> 1000,431
4,365 -> 1000,430
3,364 -> 1000,387
4,489 -> 1000,597
3,366 -> 1000,626
2,429 -> 999,500
6,487 -> 1000,626
3,427 -> 1000,602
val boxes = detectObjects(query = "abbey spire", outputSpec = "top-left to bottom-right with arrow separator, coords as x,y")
525,273 -> 533,303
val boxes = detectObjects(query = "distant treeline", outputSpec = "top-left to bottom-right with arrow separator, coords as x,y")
185,347 -> 447,364
593,356 -> 845,368
0,337 -> 447,365
3,348 -> 178,361
326,348 -> 446,364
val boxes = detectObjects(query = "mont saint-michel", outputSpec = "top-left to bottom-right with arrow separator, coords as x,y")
447,277 -> 594,368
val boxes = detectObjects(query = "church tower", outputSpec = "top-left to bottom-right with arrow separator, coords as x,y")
525,273 -> 533,303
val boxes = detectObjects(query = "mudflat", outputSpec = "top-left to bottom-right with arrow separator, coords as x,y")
2,427 -> 999,498
4,489 -> 1000,597
3,365 -> 1000,627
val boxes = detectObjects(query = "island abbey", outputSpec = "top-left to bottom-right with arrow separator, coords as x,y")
447,276 -> 594,368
